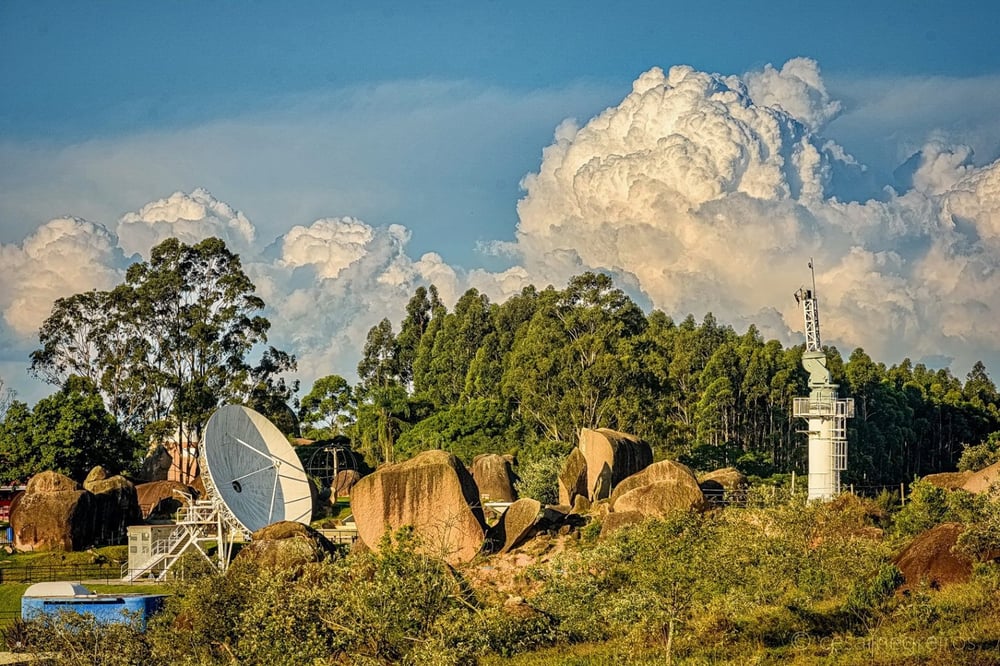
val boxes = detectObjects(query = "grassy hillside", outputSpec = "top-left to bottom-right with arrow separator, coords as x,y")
2,488 -> 999,664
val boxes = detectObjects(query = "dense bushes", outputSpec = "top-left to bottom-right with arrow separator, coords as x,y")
10,496 -> 1000,664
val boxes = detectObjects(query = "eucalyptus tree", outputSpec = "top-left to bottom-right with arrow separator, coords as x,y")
29,290 -> 109,389
421,288 -> 493,408
29,237 -> 295,455
502,273 -> 648,443
299,374 -> 354,439
395,285 -> 439,387
354,319 -> 411,465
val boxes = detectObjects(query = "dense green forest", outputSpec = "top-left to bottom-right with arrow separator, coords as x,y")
309,272 -> 1000,490
2,238 -> 999,488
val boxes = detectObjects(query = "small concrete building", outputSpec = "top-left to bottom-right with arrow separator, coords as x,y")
126,524 -> 177,574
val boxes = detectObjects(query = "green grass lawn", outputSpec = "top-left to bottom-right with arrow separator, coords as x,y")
0,546 -> 167,628
0,546 -> 128,570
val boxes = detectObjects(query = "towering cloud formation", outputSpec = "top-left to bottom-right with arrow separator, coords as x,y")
514,59 -> 1000,372
117,188 -> 255,258
0,218 -> 128,337
3,58 -> 1000,401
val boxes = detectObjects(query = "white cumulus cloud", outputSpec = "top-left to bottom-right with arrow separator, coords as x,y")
117,187 -> 255,258
512,59 -> 1000,374
5,59 -> 1000,403
0,217 -> 128,337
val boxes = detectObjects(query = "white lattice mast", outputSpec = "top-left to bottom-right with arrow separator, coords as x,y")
792,260 -> 854,500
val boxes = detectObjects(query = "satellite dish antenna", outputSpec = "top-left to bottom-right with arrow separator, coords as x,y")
123,405 -> 312,582
201,405 -> 313,533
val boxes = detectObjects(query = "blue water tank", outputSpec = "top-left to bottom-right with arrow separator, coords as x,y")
21,582 -> 166,630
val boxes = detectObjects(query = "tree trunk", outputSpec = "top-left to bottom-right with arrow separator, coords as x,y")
665,617 -> 675,666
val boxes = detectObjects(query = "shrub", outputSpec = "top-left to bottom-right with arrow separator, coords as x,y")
843,563 -> 903,627
514,455 -> 563,505
894,480 -> 950,537
16,611 -> 152,666
895,480 -> 991,539
958,432 -> 1000,472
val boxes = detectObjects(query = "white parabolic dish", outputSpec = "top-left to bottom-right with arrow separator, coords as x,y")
202,405 -> 313,533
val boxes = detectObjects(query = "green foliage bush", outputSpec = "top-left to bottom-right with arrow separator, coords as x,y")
9,497 -> 999,665
958,431 -> 1000,472
893,480 -> 990,538
16,611 -> 152,665
514,455 -> 564,506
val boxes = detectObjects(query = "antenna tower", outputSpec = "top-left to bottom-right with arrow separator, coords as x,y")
792,260 -> 855,500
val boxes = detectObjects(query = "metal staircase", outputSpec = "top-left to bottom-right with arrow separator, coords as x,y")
122,501 -> 228,582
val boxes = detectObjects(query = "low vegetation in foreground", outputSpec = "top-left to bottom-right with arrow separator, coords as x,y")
4,488 -> 1000,665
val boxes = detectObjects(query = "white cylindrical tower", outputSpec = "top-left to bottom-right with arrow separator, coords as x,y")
793,269 -> 854,501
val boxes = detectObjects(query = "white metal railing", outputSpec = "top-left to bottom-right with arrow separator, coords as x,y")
178,502 -> 218,524
832,439 -> 847,471
793,397 -> 833,417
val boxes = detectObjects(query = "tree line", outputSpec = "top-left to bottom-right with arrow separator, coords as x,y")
306,272 -> 1000,488
1,237 -> 998,487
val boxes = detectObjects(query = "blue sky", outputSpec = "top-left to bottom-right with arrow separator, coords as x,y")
4,1 -> 1000,403
3,1 -> 1000,260
5,1 -> 999,134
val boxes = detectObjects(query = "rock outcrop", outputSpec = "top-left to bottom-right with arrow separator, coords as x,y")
82,467 -> 142,542
139,444 -> 173,482
962,461 -> 1000,494
350,450 -> 487,564
698,467 -> 748,502
10,472 -> 93,551
894,523 -> 976,591
332,469 -> 362,498
558,448 -> 589,506
471,454 -> 518,502
486,498 -> 542,553
235,521 -> 339,571
11,469 -> 144,551
135,480 -> 197,520
579,429 -> 652,501
921,471 -> 974,491
610,460 -> 704,518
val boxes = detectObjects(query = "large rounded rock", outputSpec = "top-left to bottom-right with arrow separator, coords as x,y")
82,466 -> 110,490
579,429 -> 652,501
894,523 -> 975,591
83,468 -> 142,543
332,469 -> 362,498
139,444 -> 173,482
921,471 -> 974,491
471,454 -> 518,502
558,448 -> 588,506
698,467 -> 747,491
962,460 -> 1000,494
10,472 -> 93,551
27,471 -> 79,494
235,521 -> 339,570
698,467 -> 748,503
350,450 -> 487,564
485,498 -> 542,553
136,480 -> 197,519
610,460 -> 704,518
